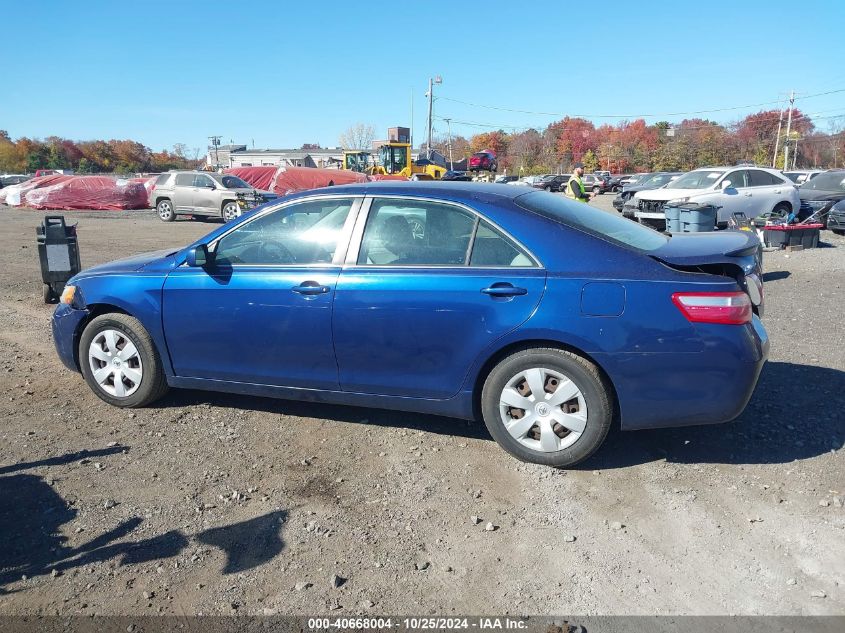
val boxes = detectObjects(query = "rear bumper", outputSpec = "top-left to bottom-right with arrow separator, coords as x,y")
599,315 -> 769,431
51,303 -> 88,372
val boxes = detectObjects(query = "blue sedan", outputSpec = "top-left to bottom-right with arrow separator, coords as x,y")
52,182 -> 769,467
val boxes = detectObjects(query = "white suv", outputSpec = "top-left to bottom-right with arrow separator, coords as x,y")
633,166 -> 800,228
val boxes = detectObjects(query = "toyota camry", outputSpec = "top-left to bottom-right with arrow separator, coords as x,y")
52,182 -> 769,467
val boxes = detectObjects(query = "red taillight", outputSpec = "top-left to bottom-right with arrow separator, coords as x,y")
671,291 -> 752,325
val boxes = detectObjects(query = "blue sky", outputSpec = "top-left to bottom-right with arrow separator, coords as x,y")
3,0 -> 844,152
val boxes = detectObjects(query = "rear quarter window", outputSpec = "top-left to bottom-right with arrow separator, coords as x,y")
155,173 -> 171,186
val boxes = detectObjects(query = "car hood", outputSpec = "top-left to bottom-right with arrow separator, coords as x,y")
634,188 -> 711,202
76,249 -> 178,279
799,190 -> 845,202
651,231 -> 760,267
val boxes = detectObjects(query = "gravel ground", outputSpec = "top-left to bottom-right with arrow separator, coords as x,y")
0,198 -> 843,616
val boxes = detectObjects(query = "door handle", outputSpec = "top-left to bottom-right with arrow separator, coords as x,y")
743,192 -> 753,197
773,189 -> 781,194
481,284 -> 528,297
292,282 -> 330,295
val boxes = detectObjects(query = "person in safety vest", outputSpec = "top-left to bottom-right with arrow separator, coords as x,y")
565,163 -> 596,203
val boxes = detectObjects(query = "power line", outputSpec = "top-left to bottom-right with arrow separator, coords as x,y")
438,87 -> 845,121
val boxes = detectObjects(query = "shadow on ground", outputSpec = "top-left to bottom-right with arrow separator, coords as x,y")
582,361 -> 845,469
0,448 -> 287,594
158,361 -> 842,470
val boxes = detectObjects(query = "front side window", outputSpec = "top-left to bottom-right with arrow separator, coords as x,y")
358,199 -> 476,265
214,198 -> 354,266
193,174 -> 214,188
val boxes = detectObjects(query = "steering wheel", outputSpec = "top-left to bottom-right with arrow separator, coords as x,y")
260,241 -> 295,264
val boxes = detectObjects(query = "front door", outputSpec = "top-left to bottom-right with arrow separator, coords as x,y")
192,173 -> 218,215
333,197 -> 546,399
162,196 -> 359,388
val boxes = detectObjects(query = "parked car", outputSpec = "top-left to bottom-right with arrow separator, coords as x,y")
150,171 -> 277,222
605,176 -> 625,193
581,174 -> 610,194
614,172 -> 682,214
632,166 -> 800,230
531,174 -> 571,192
619,173 -> 648,187
52,182 -> 768,468
783,170 -> 823,185
494,175 -> 519,184
0,174 -> 31,189
468,151 -> 498,172
441,170 -> 472,181
798,169 -> 845,232
510,176 -> 542,187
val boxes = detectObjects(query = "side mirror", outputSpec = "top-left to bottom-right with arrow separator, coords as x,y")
186,244 -> 210,267
721,180 -> 733,190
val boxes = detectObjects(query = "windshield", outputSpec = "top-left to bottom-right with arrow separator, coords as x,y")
665,170 -> 725,190
515,191 -> 668,252
218,175 -> 251,189
801,171 -> 845,192
379,145 -> 407,174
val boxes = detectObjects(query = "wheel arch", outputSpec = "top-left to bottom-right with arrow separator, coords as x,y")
773,200 -> 792,213
71,303 -> 134,371
469,338 -> 620,424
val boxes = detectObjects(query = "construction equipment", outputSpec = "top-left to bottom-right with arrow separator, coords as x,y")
368,142 -> 445,180
342,150 -> 373,173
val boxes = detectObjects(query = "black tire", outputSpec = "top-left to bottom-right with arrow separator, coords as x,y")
772,202 -> 791,217
43,284 -> 57,304
544,185 -> 552,192
221,201 -> 240,222
592,186 -> 601,194
833,230 -> 845,236
156,199 -> 175,222
612,185 -> 621,193
79,313 -> 169,408
481,348 -> 613,468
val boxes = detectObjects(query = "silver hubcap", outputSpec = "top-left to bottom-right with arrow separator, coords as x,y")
88,329 -> 143,398
499,367 -> 587,453
223,204 -> 238,220
158,202 -> 172,219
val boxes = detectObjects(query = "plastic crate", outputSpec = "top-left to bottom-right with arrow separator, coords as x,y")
762,224 -> 823,249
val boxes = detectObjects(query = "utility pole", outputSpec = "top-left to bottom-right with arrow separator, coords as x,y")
772,107 -> 784,168
410,88 -> 414,151
783,90 -> 795,169
208,135 -> 221,169
426,76 -> 442,159
444,117 -> 454,169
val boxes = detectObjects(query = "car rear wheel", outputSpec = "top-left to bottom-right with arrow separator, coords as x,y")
222,201 -> 240,222
544,186 -> 551,192
156,199 -> 175,222
79,313 -> 168,408
481,348 -> 612,467
772,202 -> 791,217
592,186 -> 601,194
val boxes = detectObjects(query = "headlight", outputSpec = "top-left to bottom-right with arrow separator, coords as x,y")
60,285 -> 76,305
672,197 -> 690,204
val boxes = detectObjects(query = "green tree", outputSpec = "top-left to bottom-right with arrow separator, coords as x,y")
27,146 -> 50,171
77,157 -> 92,173
582,149 -> 598,172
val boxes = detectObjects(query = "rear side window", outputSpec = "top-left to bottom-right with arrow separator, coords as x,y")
515,191 -> 667,252
175,173 -> 194,186
748,170 -> 783,186
470,221 -> 534,267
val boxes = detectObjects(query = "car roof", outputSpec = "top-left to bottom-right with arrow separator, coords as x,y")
286,181 -> 530,203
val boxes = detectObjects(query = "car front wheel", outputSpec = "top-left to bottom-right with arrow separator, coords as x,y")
222,201 -> 240,222
79,313 -> 169,408
481,348 -> 612,467
592,186 -> 601,194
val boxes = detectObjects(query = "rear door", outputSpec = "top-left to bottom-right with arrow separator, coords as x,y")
332,196 -> 546,399
172,173 -> 195,211
748,169 -> 788,214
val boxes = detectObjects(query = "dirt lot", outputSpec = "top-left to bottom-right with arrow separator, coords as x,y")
0,197 -> 843,616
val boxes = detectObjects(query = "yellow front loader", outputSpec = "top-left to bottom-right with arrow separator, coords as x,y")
370,142 -> 446,180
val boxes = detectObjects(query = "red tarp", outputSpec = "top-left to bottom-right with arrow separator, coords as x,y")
0,174 -> 66,206
368,174 -> 409,181
24,176 -> 149,210
226,166 -> 368,195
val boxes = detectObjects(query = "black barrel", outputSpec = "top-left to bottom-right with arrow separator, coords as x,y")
36,215 -> 81,303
